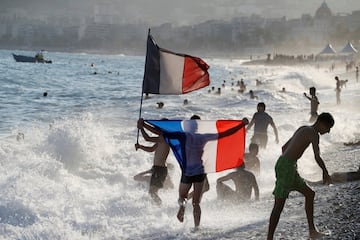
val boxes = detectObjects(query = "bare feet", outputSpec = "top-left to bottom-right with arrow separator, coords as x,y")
309,230 -> 329,239
150,193 -> 162,205
190,226 -> 199,233
177,206 -> 185,222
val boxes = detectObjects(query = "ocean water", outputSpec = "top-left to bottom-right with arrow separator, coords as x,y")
0,49 -> 359,239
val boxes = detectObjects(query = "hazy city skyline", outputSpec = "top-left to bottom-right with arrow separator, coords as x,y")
2,0 -> 360,25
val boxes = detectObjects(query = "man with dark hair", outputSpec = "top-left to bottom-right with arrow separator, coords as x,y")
304,87 -> 319,122
267,112 -> 335,240
247,102 -> 279,148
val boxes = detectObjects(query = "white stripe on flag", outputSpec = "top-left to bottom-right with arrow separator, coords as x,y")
159,51 -> 184,94
181,120 -> 218,173
200,122 -> 218,173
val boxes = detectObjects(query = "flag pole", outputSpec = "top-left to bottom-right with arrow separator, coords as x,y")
137,80 -> 145,144
137,28 -> 151,144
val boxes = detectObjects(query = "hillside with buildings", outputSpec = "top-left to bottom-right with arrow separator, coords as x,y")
0,1 -> 359,57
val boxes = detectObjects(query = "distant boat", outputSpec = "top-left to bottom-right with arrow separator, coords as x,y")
12,53 -> 52,63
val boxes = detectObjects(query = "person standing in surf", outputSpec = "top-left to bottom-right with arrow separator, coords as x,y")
304,87 -> 319,122
134,118 -> 171,205
335,76 -> 341,105
247,102 -> 279,149
174,115 -> 248,229
267,112 -> 334,240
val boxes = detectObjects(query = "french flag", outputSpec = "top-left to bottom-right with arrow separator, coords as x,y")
146,119 -> 246,175
142,30 -> 210,95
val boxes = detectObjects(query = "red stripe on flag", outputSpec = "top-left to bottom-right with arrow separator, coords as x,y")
182,56 -> 210,93
215,120 -> 246,172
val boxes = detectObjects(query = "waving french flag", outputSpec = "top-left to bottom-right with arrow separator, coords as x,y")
146,119 -> 246,175
142,30 -> 210,95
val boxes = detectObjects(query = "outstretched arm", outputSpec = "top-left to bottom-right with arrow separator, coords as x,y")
137,118 -> 162,143
304,93 -> 311,100
218,118 -> 249,139
312,142 -> 332,184
314,154 -> 331,184
135,142 -> 158,152
270,122 -> 279,144
139,128 -> 160,143
246,116 -> 255,131
216,173 -> 234,184
141,119 -> 162,135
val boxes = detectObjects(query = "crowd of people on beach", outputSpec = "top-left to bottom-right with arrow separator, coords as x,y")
133,62 -> 360,239
15,57 -> 358,238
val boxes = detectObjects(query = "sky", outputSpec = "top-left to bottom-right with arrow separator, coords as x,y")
1,0 -> 360,25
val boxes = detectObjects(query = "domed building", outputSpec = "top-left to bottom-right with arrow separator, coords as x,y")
313,1 -> 334,43
315,1 -> 333,19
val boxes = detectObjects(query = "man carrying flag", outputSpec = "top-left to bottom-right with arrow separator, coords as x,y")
138,30 -> 247,229
146,116 -> 248,229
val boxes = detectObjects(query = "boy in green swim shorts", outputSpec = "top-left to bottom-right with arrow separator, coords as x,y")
273,155 -> 306,198
267,112 -> 334,240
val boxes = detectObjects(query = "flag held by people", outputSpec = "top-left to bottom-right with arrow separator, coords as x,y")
143,30 -> 210,94
145,119 -> 246,174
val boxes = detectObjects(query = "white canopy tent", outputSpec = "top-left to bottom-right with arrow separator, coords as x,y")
318,43 -> 336,55
340,42 -> 358,54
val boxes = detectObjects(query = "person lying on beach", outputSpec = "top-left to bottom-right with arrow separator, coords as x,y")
267,112 -> 334,240
306,166 -> 360,185
216,163 -> 259,202
344,140 -> 360,146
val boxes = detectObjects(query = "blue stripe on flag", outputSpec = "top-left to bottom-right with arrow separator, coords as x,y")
146,120 -> 187,171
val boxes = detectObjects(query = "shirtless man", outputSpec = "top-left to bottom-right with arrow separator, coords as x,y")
267,112 -> 334,240
247,102 -> 279,149
304,87 -> 319,122
135,118 -> 171,205
216,163 -> 259,202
